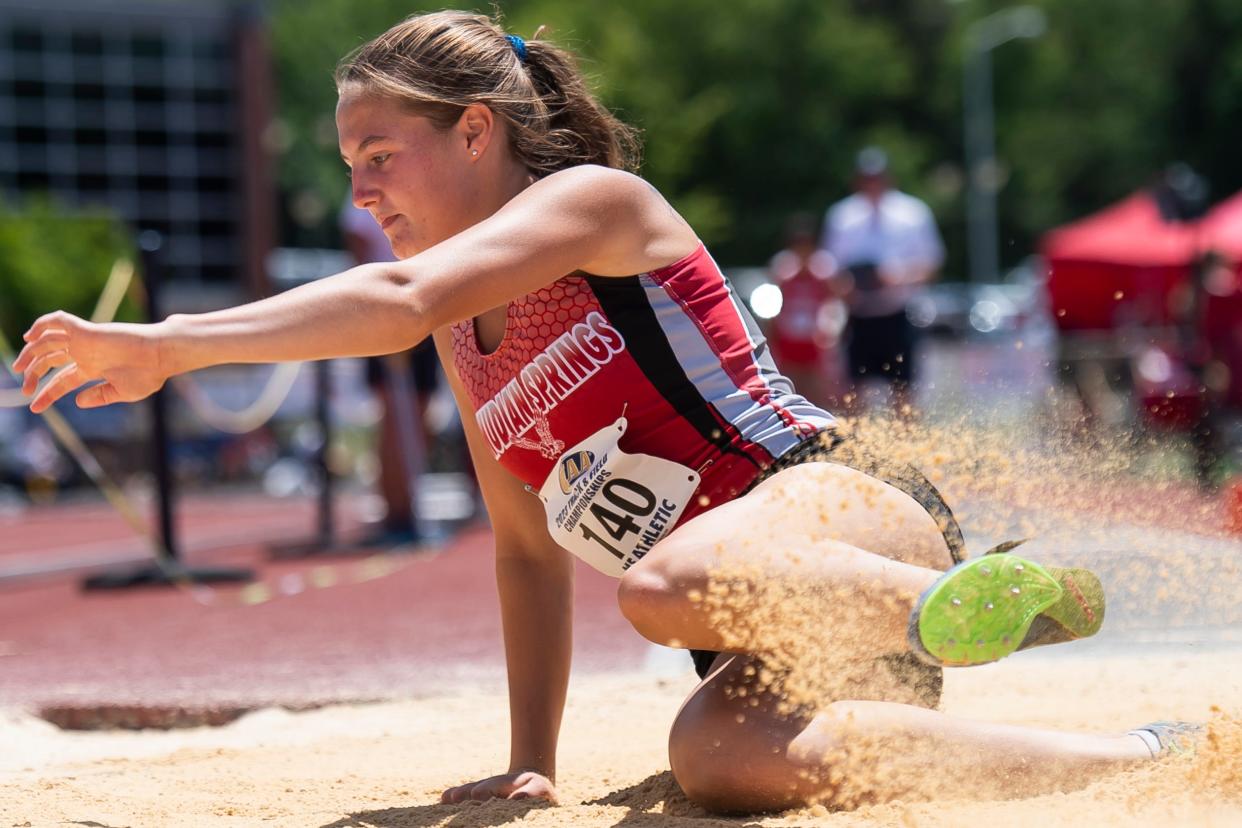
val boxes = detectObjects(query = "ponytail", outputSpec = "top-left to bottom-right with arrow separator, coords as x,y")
335,11 -> 641,177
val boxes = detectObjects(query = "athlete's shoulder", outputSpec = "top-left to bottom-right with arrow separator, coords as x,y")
533,165 -> 655,208
522,165 -> 677,238
530,166 -> 696,278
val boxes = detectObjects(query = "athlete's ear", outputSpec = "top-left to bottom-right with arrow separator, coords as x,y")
457,103 -> 495,160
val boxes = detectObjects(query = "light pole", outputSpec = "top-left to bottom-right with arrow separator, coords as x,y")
964,5 -> 1046,283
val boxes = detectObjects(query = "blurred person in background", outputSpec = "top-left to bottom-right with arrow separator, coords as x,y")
341,198 -> 439,543
1174,249 -> 1235,488
822,147 -> 944,416
767,212 -> 846,408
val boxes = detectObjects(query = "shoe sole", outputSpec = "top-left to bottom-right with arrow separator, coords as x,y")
908,553 -> 1063,667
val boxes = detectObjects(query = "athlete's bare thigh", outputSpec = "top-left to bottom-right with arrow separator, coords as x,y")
660,460 -> 955,571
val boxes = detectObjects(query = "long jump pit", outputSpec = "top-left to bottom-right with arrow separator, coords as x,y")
3,431 -> 1242,825
2,646 -> 1241,826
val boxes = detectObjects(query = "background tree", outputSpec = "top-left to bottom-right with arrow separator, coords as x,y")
0,198 -> 136,336
270,0 -> 1242,275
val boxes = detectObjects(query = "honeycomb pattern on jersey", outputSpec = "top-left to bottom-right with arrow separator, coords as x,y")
451,275 -> 600,407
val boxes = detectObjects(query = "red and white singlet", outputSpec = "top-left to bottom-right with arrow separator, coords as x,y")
451,243 -> 834,577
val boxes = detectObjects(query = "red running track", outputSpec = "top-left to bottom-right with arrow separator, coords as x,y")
5,477 -> 1225,722
0,492 -> 654,717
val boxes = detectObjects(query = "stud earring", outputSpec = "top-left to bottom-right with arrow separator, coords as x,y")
471,149 -> 479,157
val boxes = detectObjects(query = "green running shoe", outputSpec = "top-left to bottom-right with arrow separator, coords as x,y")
908,547 -> 1105,667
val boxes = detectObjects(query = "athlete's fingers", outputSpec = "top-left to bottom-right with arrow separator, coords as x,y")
440,783 -> 471,804
449,782 -> 485,803
21,350 -> 71,395
75,382 -> 122,410
29,364 -> 87,414
469,780 -> 508,801
23,310 -> 74,343
442,773 -> 543,805
12,330 -> 69,373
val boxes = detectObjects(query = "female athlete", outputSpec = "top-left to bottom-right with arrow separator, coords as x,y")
13,11 -> 1190,814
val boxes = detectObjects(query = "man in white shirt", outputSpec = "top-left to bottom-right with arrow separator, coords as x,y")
822,147 -> 944,414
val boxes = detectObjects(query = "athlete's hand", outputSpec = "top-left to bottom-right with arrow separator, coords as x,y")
12,311 -> 167,413
440,770 -> 558,805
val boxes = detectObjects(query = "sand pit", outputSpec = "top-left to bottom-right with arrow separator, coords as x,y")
3,646 -> 1241,827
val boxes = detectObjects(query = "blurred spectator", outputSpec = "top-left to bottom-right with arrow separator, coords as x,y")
767,213 -> 846,407
1178,250 -> 1233,487
822,147 -> 944,415
340,198 -> 439,542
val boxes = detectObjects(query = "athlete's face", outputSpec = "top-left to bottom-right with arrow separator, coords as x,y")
337,91 -> 479,258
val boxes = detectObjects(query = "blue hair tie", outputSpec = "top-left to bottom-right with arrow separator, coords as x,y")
505,34 -> 527,63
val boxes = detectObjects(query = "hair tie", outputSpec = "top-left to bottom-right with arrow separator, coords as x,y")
505,34 -> 528,63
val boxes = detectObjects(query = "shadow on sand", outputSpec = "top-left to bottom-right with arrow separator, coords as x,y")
318,772 -> 769,827
585,771 -> 768,827
318,797 -> 546,828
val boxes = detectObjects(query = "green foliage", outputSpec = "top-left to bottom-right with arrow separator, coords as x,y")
270,0 -> 1242,272
0,198 -> 137,337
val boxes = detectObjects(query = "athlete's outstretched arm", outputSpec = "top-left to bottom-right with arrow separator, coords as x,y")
14,165 -> 696,413
435,331 -> 574,805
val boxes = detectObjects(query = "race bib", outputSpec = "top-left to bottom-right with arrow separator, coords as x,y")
535,418 -> 700,577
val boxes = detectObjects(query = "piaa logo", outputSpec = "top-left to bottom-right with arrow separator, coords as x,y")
558,450 -> 596,495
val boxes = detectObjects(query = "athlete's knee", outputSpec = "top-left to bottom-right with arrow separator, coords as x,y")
616,559 -> 681,642
669,699 -> 809,813
623,539 -> 715,641
673,749 -> 795,814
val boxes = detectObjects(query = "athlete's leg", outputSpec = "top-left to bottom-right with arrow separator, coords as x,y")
618,461 -> 954,660
668,653 -> 1150,814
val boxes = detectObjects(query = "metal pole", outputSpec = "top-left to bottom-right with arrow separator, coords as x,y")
139,230 -> 178,561
83,230 -> 253,588
963,7 -> 1046,282
314,359 -> 334,548
964,47 -> 996,284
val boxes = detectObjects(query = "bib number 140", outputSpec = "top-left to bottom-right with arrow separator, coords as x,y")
577,478 -> 656,560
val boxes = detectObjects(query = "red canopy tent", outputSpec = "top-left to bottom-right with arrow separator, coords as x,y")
1044,189 -> 1242,411
1042,192 -> 1200,331
1200,189 -> 1242,260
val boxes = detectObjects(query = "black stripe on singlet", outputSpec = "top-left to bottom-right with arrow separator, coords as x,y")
586,275 -> 761,469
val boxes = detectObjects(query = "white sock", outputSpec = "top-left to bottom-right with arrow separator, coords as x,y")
1127,728 -> 1161,758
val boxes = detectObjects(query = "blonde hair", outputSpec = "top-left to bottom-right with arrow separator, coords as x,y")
335,11 -> 641,177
